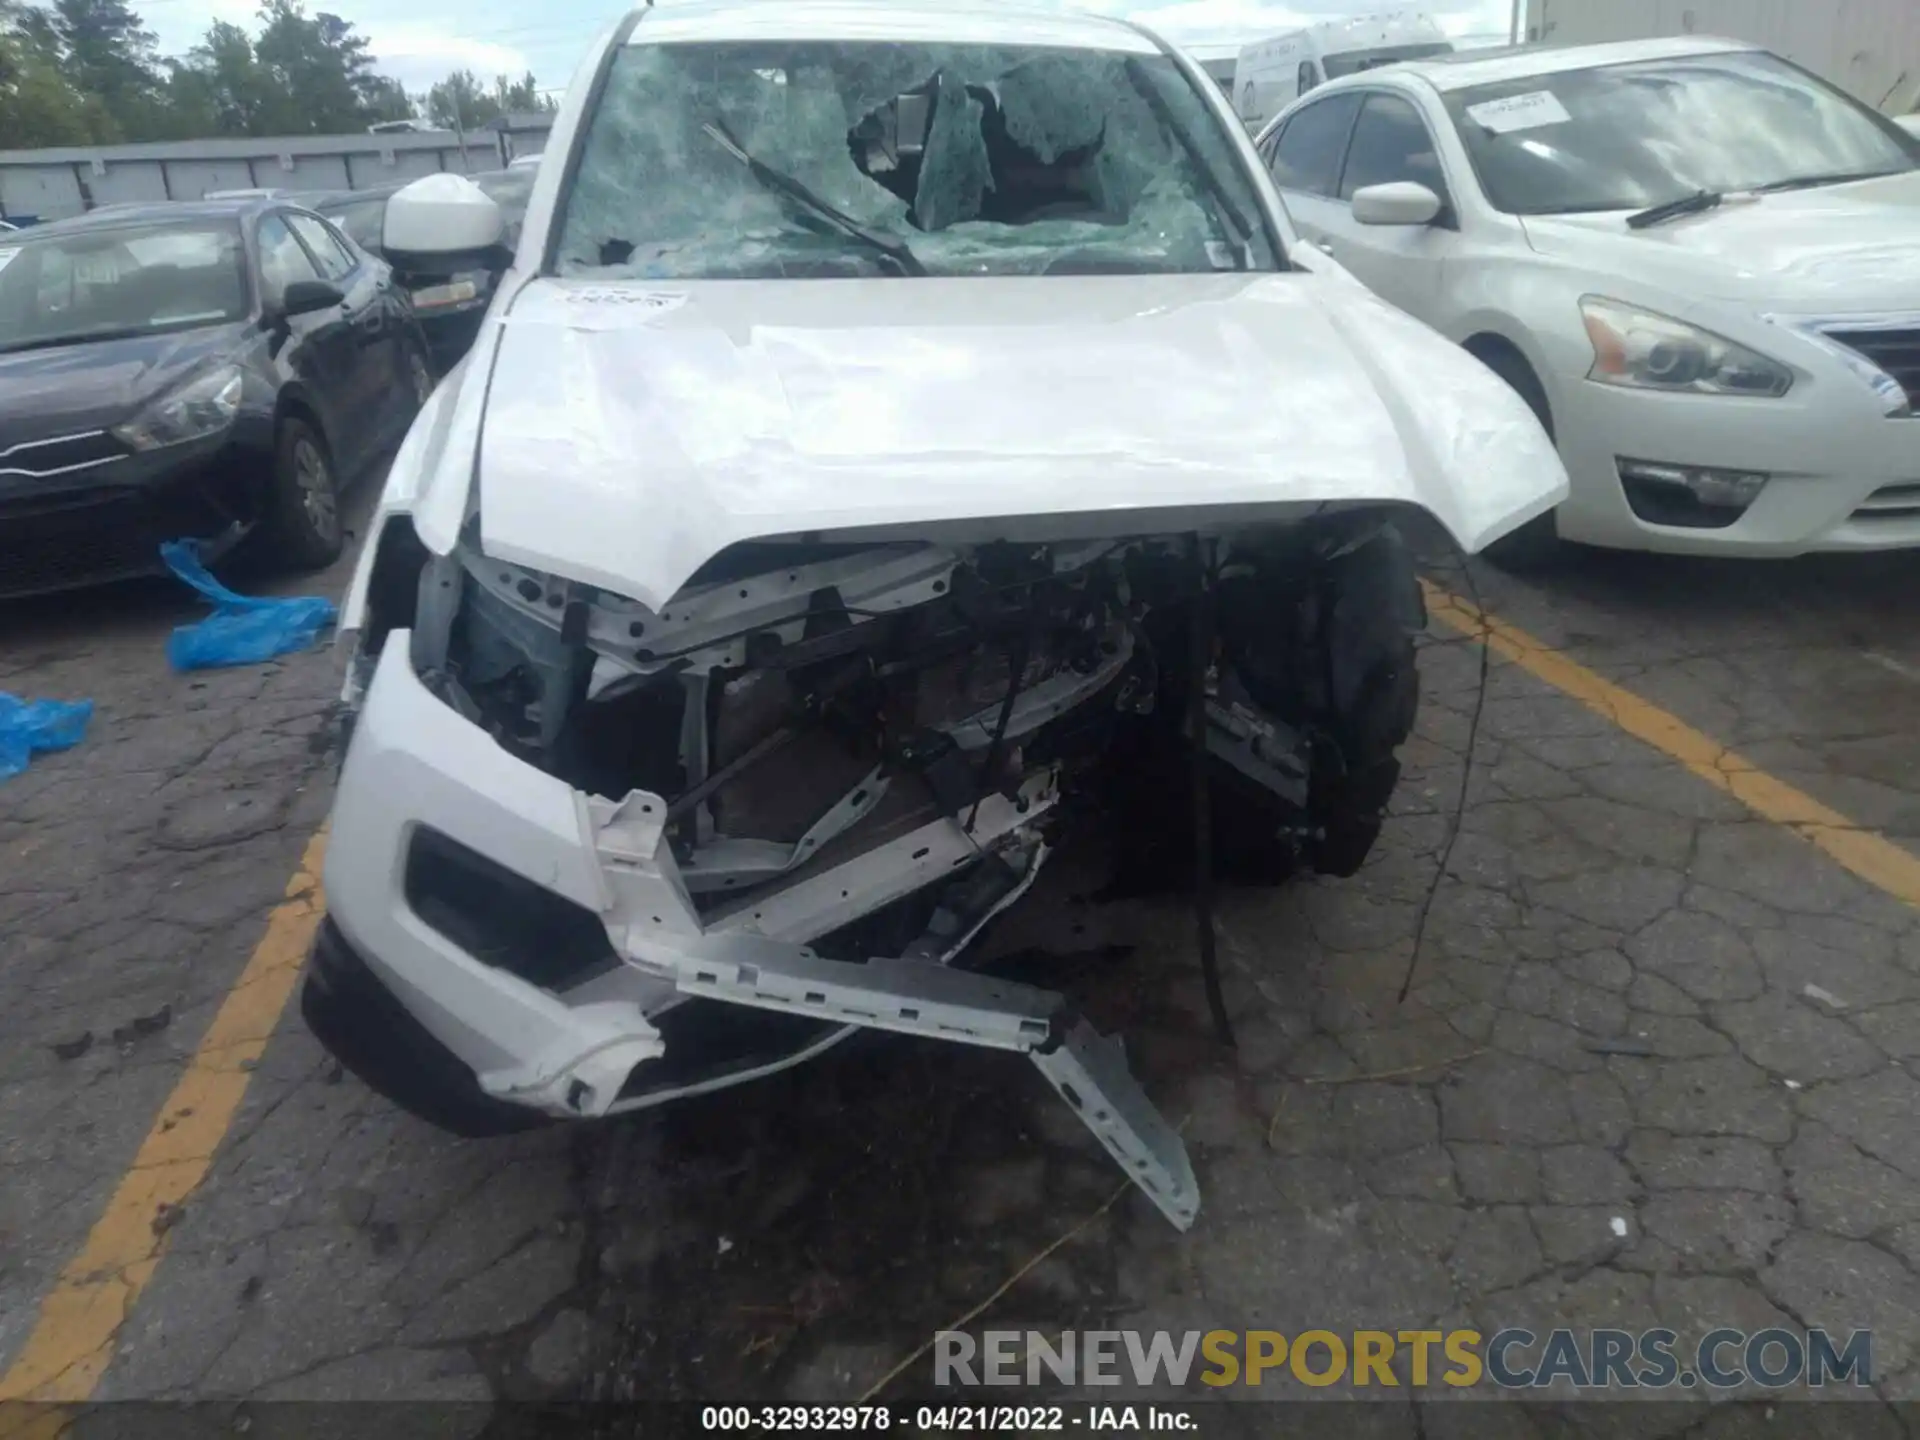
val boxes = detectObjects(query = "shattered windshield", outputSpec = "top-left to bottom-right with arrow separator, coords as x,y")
555,40 -> 1283,278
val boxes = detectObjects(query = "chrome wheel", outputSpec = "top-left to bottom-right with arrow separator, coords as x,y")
408,351 -> 434,405
294,437 -> 338,543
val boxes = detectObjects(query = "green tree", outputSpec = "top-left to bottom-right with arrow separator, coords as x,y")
0,0 -> 115,146
360,71 -> 412,124
6,0 -> 419,146
424,66 -> 485,129
166,19 -> 271,135
246,0 -> 402,132
47,0 -> 162,137
253,0 -> 351,130
491,70 -> 553,115
425,67 -> 552,130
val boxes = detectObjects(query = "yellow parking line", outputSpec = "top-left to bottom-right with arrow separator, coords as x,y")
1424,582 -> 1920,911
0,830 -> 327,1405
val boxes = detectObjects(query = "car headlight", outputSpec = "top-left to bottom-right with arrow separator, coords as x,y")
111,365 -> 244,451
1580,297 -> 1793,398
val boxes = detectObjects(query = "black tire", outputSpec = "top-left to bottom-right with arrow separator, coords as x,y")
263,415 -> 343,571
1210,522 -> 1424,881
1474,345 -> 1564,572
1302,526 -> 1423,877
1098,527 -> 1423,893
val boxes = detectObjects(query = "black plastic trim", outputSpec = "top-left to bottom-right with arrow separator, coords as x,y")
300,918 -> 548,1138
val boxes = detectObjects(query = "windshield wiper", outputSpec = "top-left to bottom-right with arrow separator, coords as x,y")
700,119 -> 926,277
1751,168 -> 1902,194
1626,189 -> 1723,229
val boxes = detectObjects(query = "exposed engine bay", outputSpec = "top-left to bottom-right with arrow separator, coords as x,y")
336,511 -> 1425,1230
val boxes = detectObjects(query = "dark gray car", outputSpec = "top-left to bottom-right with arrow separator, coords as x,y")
0,198 -> 432,595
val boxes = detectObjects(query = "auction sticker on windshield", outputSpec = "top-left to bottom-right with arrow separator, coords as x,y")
1465,90 -> 1572,134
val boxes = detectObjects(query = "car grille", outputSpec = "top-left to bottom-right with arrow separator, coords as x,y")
1821,327 -> 1920,413
0,483 -> 239,598
0,430 -> 129,479
0,518 -> 173,596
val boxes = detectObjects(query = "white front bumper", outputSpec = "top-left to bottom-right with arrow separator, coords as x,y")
326,634 -> 674,1116
1550,377 -> 1920,556
324,632 -> 1063,1120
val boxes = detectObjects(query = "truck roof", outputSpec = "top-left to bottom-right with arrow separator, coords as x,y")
1396,34 -> 1759,91
627,0 -> 1164,52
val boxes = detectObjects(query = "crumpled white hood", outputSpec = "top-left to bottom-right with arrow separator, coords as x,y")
471,273 -> 1564,609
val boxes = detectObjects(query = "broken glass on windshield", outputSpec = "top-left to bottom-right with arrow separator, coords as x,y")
554,40 -> 1282,279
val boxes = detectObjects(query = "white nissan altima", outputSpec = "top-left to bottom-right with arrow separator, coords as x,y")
1253,37 -> 1920,563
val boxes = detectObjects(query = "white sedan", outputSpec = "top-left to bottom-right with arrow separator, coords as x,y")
1254,37 -> 1920,562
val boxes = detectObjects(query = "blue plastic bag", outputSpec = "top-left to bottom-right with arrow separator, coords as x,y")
0,693 -> 93,781
160,540 -> 338,671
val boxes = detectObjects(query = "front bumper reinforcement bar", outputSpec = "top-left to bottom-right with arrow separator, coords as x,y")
623,930 -> 1199,1229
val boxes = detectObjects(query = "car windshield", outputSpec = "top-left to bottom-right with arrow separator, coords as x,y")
0,220 -> 248,353
1445,51 -> 1920,216
555,39 -> 1281,278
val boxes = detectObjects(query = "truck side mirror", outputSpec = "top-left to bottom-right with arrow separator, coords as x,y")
382,174 -> 512,277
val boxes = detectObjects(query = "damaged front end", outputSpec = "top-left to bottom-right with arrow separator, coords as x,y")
314,512 -> 1425,1231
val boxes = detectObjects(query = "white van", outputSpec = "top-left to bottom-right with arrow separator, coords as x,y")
1184,40 -> 1242,97
1232,12 -> 1452,130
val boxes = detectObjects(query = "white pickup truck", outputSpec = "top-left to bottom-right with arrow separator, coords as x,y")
303,0 -> 1566,1228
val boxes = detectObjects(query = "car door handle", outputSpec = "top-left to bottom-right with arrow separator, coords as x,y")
355,308 -> 385,340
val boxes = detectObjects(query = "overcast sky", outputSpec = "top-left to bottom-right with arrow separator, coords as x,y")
141,0 -> 1518,100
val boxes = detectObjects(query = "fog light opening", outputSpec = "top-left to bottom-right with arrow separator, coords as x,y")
1617,459 -> 1769,530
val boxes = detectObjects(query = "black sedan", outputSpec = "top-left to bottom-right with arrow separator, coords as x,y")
0,197 -> 432,597
302,168 -> 535,370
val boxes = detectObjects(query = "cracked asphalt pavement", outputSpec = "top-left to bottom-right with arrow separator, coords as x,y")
4,507 -> 1920,1431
